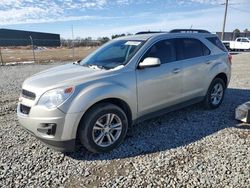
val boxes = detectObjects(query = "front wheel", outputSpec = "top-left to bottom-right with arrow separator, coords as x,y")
78,103 -> 128,153
203,78 -> 226,110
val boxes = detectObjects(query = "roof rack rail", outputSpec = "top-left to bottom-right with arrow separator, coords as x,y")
135,31 -> 166,35
169,29 -> 210,34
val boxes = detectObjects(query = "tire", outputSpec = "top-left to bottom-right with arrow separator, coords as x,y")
203,78 -> 226,110
78,103 -> 128,153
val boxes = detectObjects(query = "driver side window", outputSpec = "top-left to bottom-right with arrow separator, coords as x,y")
141,39 -> 177,64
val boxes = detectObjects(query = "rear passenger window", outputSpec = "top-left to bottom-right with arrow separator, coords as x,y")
177,38 -> 210,60
183,38 -> 203,58
207,37 -> 227,52
142,39 -> 176,64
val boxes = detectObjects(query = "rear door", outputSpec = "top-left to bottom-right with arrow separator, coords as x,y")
177,38 -> 211,101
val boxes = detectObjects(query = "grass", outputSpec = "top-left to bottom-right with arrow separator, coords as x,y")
0,46 -> 97,64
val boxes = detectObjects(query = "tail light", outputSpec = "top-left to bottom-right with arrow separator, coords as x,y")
228,53 -> 232,65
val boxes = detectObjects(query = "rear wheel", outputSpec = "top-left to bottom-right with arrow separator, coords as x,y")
78,103 -> 128,153
203,78 -> 226,110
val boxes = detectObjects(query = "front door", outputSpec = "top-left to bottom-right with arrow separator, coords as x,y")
136,39 -> 183,117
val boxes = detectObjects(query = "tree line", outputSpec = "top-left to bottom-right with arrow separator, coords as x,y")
61,33 -> 133,47
232,28 -> 250,38
61,29 -> 250,47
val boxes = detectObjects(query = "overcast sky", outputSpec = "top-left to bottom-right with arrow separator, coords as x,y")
0,0 -> 249,39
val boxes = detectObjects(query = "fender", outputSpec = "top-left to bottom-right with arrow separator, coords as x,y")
205,60 -> 230,93
60,81 -> 137,139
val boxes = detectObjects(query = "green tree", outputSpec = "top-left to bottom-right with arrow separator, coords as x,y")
111,34 -> 126,39
233,28 -> 240,39
98,37 -> 110,44
243,28 -> 250,33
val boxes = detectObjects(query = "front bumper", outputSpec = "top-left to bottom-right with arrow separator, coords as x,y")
17,103 -> 81,152
38,136 -> 75,152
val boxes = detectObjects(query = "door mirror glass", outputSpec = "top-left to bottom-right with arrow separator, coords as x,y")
139,57 -> 161,68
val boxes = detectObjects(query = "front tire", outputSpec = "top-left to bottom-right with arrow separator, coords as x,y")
203,78 -> 226,110
78,103 -> 128,153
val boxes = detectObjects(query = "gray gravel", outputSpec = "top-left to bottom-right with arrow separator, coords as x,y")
0,54 -> 250,188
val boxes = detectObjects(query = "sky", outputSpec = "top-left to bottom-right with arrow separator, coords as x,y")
0,0 -> 249,39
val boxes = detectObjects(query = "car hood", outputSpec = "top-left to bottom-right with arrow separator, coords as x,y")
22,63 -> 111,92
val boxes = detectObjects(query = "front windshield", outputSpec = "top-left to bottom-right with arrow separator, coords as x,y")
80,40 -> 144,69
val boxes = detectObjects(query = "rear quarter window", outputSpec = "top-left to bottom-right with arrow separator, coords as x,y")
207,37 -> 227,52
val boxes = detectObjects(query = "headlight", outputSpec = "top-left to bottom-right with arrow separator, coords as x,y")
37,86 -> 75,109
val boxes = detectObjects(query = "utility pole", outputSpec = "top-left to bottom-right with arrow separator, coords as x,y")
221,0 -> 229,40
30,36 -> 36,63
71,25 -> 75,60
0,47 -> 4,66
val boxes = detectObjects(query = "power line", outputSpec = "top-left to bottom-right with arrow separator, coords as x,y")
229,6 -> 250,14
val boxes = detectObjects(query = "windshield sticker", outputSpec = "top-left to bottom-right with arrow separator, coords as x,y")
125,41 -> 141,46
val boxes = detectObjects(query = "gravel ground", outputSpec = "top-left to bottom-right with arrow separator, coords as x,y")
0,53 -> 249,187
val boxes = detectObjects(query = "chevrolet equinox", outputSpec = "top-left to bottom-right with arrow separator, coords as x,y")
17,29 -> 231,153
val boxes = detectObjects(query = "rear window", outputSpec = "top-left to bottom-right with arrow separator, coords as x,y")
176,38 -> 210,60
207,37 -> 227,52
183,38 -> 203,58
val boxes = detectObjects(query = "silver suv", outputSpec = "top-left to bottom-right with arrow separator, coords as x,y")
17,29 -> 231,153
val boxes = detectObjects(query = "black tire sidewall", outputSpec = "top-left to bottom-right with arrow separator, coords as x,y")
79,103 -> 128,153
205,78 -> 226,109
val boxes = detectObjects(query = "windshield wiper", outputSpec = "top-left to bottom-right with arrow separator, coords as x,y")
83,64 -> 109,70
73,59 -> 82,65
96,65 -> 109,70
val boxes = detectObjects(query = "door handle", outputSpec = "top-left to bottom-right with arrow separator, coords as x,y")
172,68 -> 181,74
206,61 -> 212,65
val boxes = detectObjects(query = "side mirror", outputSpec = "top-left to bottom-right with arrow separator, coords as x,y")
139,57 -> 161,69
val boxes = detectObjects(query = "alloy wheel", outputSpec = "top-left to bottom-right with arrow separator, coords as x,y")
92,113 -> 122,147
211,83 -> 224,105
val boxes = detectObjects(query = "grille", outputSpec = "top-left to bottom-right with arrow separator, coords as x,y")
22,89 -> 36,100
20,104 -> 31,115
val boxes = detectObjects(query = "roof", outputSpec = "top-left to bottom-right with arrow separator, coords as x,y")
0,28 -> 59,36
115,33 -> 165,41
115,32 -> 215,41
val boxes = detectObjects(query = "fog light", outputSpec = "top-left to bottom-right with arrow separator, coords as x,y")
235,102 -> 250,123
37,123 -> 57,136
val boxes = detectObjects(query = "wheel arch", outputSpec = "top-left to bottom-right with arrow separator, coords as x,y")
76,97 -> 133,139
204,72 -> 228,97
214,72 -> 228,87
